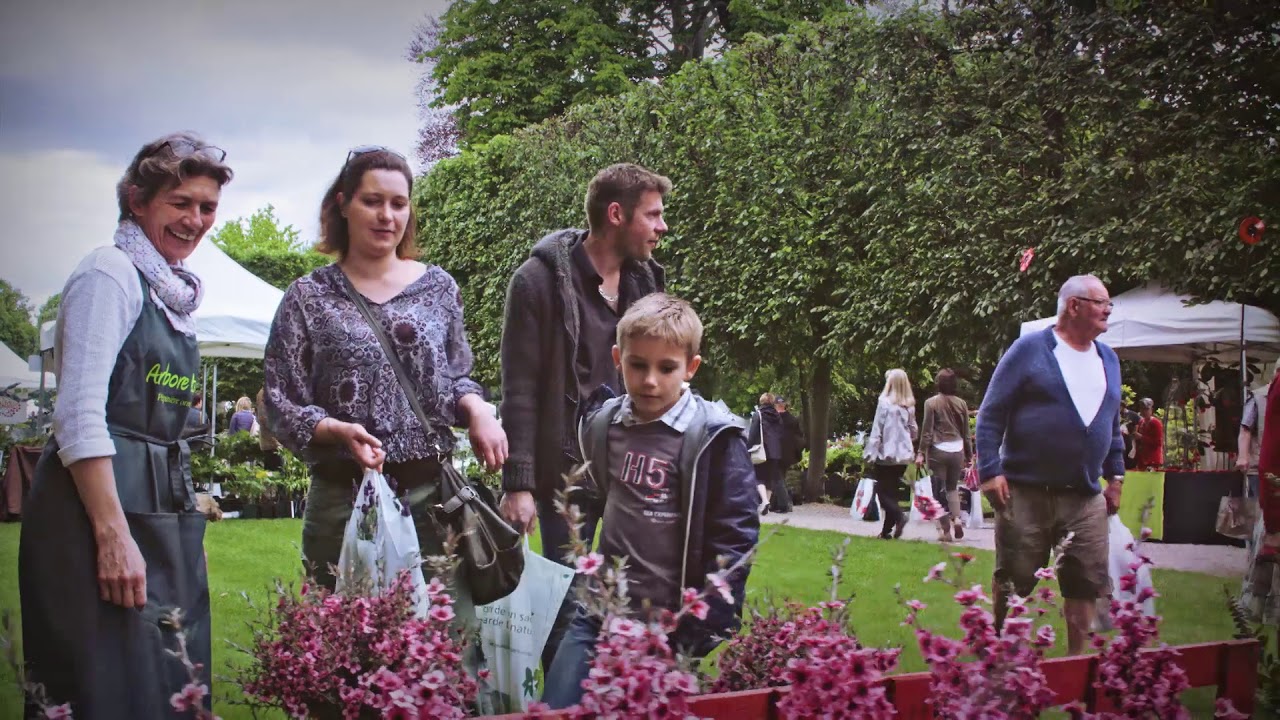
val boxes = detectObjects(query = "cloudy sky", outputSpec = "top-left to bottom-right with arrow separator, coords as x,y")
0,0 -> 448,305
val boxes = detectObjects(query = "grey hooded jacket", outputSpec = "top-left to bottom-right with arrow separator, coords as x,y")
498,228 -> 664,497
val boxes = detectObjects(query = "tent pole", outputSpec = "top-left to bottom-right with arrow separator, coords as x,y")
203,365 -> 212,454
211,362 -> 218,438
1241,303 -> 1248,394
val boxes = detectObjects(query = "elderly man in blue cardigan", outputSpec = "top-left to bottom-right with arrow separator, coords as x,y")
976,274 -> 1126,655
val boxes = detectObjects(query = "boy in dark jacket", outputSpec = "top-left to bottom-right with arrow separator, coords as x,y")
542,294 -> 760,709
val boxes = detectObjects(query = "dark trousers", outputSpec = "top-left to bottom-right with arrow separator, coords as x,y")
536,493 -> 602,672
873,464 -> 908,537
541,607 -> 602,709
772,463 -> 794,512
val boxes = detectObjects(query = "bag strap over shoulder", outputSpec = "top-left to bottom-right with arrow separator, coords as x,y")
337,271 -> 442,446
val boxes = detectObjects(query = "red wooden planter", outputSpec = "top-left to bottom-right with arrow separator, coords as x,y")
482,638 -> 1260,719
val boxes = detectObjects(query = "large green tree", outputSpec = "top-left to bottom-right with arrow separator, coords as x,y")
411,0 -> 857,153
210,204 -> 329,291
0,280 -> 36,360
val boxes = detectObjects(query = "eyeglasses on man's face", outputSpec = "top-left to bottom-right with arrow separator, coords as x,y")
1074,296 -> 1114,310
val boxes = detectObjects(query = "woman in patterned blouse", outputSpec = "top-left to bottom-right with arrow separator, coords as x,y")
263,147 -> 507,622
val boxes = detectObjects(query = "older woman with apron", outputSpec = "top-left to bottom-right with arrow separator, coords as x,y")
19,133 -> 233,718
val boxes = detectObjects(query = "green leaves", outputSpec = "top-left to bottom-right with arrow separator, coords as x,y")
416,0 -> 1280,404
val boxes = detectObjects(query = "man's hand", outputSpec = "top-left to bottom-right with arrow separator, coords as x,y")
1103,477 -> 1123,515
94,522 -> 147,608
981,474 -> 1010,512
1236,455 -> 1250,474
499,490 -> 538,536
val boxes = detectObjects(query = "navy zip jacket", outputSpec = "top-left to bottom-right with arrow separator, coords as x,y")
580,394 -> 760,656
976,326 -> 1125,495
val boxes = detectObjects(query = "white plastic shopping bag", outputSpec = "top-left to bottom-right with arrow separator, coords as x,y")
850,477 -> 880,520
336,468 -> 430,617
1095,514 -> 1156,630
908,476 -> 937,523
478,540 -> 574,712
965,489 -> 985,529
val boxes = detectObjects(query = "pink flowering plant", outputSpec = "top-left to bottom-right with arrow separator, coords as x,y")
713,538 -> 901,717
898,549 -> 1061,719
1062,512 -> 1193,720
234,570 -> 477,719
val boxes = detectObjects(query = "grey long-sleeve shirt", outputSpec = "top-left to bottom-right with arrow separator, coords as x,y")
51,246 -> 148,465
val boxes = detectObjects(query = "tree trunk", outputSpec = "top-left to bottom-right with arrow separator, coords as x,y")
803,356 -> 832,502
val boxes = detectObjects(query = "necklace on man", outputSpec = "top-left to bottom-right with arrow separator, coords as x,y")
598,286 -> 619,304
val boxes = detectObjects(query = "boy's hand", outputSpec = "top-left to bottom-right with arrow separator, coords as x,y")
500,490 -> 538,536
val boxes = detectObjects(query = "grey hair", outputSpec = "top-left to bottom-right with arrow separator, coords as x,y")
1139,398 -> 1154,410
1056,274 -> 1101,316
116,131 -> 233,221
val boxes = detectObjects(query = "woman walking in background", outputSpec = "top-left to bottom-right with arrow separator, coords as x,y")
916,368 -> 972,542
1134,398 -> 1164,469
227,395 -> 255,434
864,369 -> 918,539
747,392 -> 784,514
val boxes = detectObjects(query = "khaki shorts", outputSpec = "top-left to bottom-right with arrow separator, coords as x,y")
993,482 -> 1110,601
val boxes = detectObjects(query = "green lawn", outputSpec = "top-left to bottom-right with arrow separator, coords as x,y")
0,520 -> 1242,718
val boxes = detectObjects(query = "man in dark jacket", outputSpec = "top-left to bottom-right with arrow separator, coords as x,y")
772,395 -> 803,512
497,164 -> 670,667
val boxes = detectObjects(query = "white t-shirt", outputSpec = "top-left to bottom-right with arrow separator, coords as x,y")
1052,334 -> 1106,426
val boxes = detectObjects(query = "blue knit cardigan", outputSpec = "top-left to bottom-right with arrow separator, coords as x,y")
976,327 -> 1125,495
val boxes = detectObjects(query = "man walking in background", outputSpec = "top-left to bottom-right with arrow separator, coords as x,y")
772,395 -> 803,512
976,273 -> 1125,655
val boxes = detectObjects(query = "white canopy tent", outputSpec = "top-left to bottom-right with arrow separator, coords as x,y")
1,342 -> 54,390
186,240 -> 285,359
37,242 -> 284,438
40,242 -> 284,360
1019,283 -> 1280,364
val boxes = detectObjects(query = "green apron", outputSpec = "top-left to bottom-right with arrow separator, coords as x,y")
19,270 -> 209,718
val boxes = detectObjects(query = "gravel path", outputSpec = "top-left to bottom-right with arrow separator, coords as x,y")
763,503 -> 1249,578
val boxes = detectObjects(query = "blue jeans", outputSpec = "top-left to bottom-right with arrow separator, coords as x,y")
536,494 -> 602,671
541,607 -> 602,709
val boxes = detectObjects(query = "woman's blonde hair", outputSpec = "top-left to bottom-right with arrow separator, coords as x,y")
235,396 -> 253,412
880,368 -> 915,408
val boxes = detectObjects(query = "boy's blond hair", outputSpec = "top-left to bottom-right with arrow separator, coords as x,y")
616,293 -> 702,358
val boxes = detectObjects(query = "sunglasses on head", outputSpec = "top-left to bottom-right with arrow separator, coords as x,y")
158,139 -> 226,163
344,145 -> 407,167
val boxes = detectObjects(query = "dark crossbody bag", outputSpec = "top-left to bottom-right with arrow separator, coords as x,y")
341,273 -> 523,605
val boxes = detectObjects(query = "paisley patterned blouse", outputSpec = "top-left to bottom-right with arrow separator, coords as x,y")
263,264 -> 484,464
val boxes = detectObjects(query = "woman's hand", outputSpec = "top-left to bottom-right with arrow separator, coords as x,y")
322,419 -> 384,469
915,452 -> 925,467
469,413 -> 508,473
94,522 -> 148,608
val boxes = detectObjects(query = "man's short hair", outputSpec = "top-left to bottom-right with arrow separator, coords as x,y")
1057,274 -> 1102,316
616,293 -> 702,359
584,163 -> 672,233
